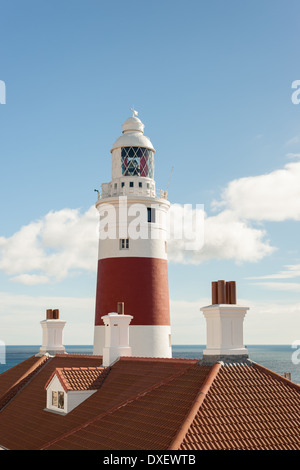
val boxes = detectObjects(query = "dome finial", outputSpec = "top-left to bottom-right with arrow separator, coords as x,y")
131,106 -> 138,117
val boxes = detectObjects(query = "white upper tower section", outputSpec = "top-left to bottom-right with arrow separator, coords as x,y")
101,109 -> 160,199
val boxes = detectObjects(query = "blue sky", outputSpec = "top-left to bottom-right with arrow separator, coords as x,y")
0,0 -> 300,345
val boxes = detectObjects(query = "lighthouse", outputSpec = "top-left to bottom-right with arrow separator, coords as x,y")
93,110 -> 172,358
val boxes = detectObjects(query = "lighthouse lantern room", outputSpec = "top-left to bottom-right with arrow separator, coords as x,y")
93,110 -> 172,358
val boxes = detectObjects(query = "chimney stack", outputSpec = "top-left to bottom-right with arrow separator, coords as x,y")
37,308 -> 66,356
101,303 -> 133,367
201,281 -> 249,363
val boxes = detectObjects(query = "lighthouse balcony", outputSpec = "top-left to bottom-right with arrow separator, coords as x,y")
98,181 -> 168,200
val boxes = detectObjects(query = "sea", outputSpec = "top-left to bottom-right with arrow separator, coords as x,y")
1,344 -> 300,384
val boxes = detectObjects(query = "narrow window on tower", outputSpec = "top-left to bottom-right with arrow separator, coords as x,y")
147,207 -> 156,223
130,182 -> 134,188
120,238 -> 130,250
139,182 -> 142,188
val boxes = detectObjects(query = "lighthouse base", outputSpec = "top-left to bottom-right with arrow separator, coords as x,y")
93,325 -> 172,359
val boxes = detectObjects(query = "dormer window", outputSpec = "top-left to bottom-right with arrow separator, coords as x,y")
45,367 -> 107,415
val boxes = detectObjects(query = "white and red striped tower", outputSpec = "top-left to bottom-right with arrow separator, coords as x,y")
93,110 -> 171,358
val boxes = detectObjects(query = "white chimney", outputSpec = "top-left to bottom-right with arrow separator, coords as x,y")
101,303 -> 133,367
201,281 -> 249,362
37,309 -> 66,356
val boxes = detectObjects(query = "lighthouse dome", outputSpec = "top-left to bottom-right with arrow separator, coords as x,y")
122,116 -> 144,134
110,113 -> 155,153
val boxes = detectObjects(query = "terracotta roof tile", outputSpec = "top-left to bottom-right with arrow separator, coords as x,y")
0,355 -> 198,450
1,355 -> 299,450
179,362 -> 300,450
0,355 -> 44,397
0,355 -> 50,411
45,367 -> 108,392
42,362 -> 211,450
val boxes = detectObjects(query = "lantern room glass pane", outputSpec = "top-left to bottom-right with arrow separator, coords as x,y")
121,147 -> 154,178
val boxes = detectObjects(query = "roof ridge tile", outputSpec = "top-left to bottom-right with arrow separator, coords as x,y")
168,362 -> 222,450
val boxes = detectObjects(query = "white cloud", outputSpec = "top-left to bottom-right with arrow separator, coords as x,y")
248,264 -> 300,280
11,274 -> 49,285
0,290 -> 299,346
0,292 -> 95,345
169,297 -> 300,345
0,206 -> 99,284
0,201 -> 275,285
286,136 -> 299,146
286,153 -> 300,159
168,209 -> 274,264
212,160 -> 300,221
252,282 -> 300,292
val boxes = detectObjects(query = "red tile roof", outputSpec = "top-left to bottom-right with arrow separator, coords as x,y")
0,355 -> 45,397
179,362 -> 300,450
41,361 -> 210,450
0,354 -> 299,450
0,355 -> 198,450
0,355 -> 50,411
45,367 -> 108,392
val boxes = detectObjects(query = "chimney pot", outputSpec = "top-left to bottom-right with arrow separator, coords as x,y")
225,282 -> 230,304
46,309 -> 53,320
229,281 -> 236,304
53,309 -> 59,319
117,302 -> 124,315
212,282 -> 218,304
217,280 -> 226,304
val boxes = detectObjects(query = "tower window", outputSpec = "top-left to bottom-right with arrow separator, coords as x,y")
120,238 -> 129,250
139,182 -> 142,188
121,182 -> 125,188
147,208 -> 156,223
130,182 -> 134,188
